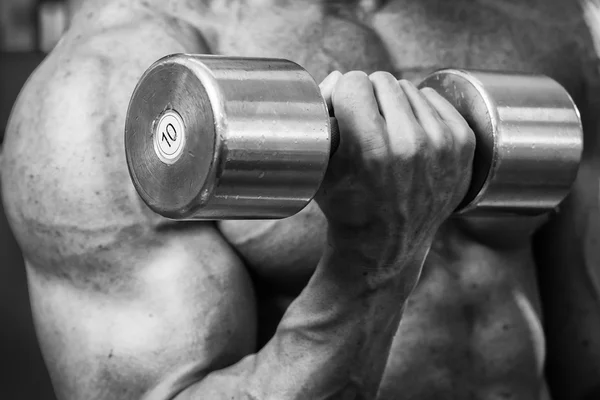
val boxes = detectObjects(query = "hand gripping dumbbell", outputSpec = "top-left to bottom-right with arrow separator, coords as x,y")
124,55 -> 583,220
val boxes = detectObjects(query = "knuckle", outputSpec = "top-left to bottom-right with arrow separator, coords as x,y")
333,71 -> 371,104
328,70 -> 344,81
425,125 -> 457,158
362,133 -> 388,157
340,70 -> 370,87
454,123 -> 474,141
427,123 -> 448,147
454,125 -> 476,152
397,142 -> 418,161
396,129 -> 425,159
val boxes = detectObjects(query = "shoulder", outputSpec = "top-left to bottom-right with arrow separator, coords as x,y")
0,4 -> 209,274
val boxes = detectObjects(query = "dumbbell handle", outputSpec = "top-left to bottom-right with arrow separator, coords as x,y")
329,118 -> 340,155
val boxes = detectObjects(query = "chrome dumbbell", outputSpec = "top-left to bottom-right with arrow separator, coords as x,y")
124,55 -> 583,220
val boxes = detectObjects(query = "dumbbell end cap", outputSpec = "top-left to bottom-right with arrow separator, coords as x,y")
125,54 -> 219,219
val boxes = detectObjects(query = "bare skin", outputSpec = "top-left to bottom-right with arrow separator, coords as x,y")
1,0 -> 598,399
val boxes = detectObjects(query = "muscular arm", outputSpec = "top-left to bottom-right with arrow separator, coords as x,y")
3,2 -> 256,398
1,2 -> 430,399
177,247 -> 425,400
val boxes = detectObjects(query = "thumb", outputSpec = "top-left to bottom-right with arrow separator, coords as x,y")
319,71 -> 343,116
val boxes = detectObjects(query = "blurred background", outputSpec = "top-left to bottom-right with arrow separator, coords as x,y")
1,0 -> 72,398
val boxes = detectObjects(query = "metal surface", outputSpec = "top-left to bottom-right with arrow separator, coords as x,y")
126,57 -> 583,220
125,54 -> 332,219
420,69 -> 583,216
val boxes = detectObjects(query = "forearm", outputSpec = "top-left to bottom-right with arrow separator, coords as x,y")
175,237 -> 429,400
217,202 -> 328,294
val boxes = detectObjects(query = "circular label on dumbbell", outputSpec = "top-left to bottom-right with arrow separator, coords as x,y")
154,110 -> 185,164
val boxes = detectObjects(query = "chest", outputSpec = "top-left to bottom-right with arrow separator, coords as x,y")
205,0 -> 591,98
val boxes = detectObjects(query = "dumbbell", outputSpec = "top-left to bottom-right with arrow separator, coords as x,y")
124,54 -> 583,220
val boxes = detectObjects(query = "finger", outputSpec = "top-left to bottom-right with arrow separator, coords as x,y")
398,80 -> 442,122
398,79 -> 447,145
419,87 -> 469,130
319,71 -> 343,116
331,71 -> 387,158
420,88 -> 475,146
370,72 -> 430,158
369,72 -> 420,136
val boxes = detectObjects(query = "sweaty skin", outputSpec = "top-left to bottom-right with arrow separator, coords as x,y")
1,0 -> 598,399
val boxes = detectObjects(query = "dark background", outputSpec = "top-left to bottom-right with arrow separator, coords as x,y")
1,0 -> 68,398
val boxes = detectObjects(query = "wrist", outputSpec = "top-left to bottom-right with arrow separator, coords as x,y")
323,225 -> 430,285
315,240 -> 426,312
325,221 -> 433,261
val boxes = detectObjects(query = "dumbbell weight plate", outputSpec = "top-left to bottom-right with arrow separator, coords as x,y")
125,54 -> 332,220
419,69 -> 583,216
